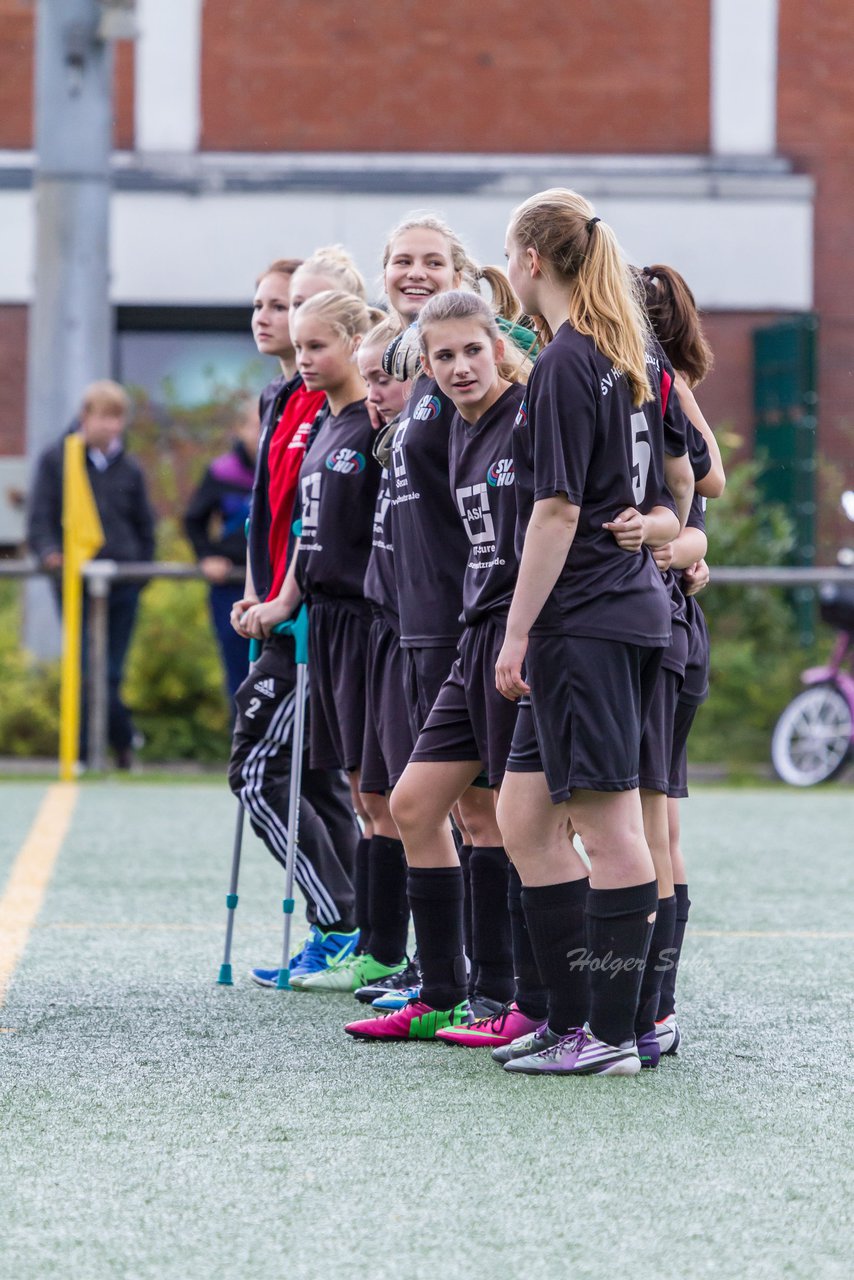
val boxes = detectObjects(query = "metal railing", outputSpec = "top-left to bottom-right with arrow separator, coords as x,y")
1,555 -> 853,773
0,556 -> 243,771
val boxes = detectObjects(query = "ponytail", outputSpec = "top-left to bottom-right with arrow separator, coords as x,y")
509,188 -> 653,407
639,264 -> 714,387
476,264 -> 521,324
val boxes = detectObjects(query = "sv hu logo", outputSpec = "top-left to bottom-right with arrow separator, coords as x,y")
325,448 -> 366,475
487,458 -> 514,487
413,395 -> 442,421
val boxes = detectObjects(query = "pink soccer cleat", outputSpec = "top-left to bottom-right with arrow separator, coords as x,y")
435,1002 -> 542,1048
344,998 -> 471,1041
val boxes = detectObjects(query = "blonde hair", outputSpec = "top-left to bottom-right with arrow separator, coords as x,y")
293,290 -> 384,344
255,257 -> 302,287
509,188 -> 652,407
291,245 -> 367,300
360,314 -> 404,354
383,213 -> 521,323
80,380 -> 130,417
417,290 -> 532,386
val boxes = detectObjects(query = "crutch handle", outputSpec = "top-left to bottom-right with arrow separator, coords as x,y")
247,604 -> 309,663
271,605 -> 309,666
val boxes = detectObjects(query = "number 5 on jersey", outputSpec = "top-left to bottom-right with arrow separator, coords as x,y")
630,411 -> 651,504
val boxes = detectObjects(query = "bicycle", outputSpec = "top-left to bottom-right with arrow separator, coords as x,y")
771,493 -> 854,786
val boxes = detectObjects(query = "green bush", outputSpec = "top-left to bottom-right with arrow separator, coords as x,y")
689,452 -> 830,764
124,530 -> 232,763
0,581 -> 61,757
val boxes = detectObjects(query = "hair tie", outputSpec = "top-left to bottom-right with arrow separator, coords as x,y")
586,217 -> 601,233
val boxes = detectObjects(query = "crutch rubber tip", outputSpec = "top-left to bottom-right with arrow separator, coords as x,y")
217,964 -> 234,986
275,969 -> 291,990
226,893 -> 238,909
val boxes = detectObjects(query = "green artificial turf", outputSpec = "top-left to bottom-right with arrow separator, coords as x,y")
0,784 -> 851,1279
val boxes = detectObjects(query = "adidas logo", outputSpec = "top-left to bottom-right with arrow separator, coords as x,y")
254,678 -> 276,698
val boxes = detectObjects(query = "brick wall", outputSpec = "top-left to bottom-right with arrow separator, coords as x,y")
0,0 -> 33,146
0,3 -> 133,149
779,0 -> 854,554
200,0 -> 710,153
699,312 -> 778,446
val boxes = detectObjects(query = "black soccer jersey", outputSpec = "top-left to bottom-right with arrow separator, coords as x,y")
296,399 -> 381,599
388,374 -> 469,648
633,344 -> 690,519
448,382 -> 525,625
680,492 -> 710,703
513,323 -> 671,646
687,419 -> 712,485
654,344 -> 690,461
363,468 -> 399,627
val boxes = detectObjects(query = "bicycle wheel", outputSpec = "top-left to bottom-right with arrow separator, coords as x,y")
771,683 -> 853,786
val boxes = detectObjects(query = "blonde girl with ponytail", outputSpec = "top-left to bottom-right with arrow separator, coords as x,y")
493,188 -> 686,1078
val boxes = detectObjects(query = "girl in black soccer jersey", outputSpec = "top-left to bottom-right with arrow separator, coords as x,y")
345,291 -> 558,1044
592,325 -> 721,1067
495,188 -> 678,1078
261,290 -> 387,991
639,263 -> 724,1056
607,271 -> 725,1064
377,215 -> 527,1017
333,316 -> 417,998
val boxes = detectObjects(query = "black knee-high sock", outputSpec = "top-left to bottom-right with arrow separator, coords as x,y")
367,835 -> 409,965
508,865 -> 548,1021
458,843 -> 474,968
520,878 -> 590,1036
469,846 -> 514,1004
634,894 -> 677,1037
353,836 -> 371,954
585,880 -> 657,1047
658,883 -> 690,1019
406,866 -> 468,1010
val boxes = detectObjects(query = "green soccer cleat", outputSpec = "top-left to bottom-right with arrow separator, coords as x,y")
298,953 -> 407,993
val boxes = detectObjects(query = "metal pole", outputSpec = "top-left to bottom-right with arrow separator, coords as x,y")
24,0 -> 116,659
86,567 -> 112,773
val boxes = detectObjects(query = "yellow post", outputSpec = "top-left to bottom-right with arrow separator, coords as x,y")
58,434 -> 104,781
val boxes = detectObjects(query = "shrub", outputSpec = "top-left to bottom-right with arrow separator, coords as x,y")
0,581 -> 60,757
123,521 -> 232,763
689,451 -> 829,764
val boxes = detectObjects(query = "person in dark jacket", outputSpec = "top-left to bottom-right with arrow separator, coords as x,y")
184,397 -> 260,701
27,380 -> 156,769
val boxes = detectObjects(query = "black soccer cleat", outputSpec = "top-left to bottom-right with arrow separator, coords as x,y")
353,958 -> 420,1003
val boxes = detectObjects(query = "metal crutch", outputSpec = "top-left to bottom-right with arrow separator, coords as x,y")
273,604 -> 310,990
217,634 -> 263,986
